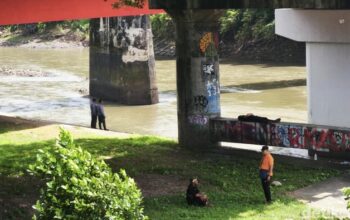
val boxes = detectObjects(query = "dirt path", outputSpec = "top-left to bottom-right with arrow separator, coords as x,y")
291,173 -> 350,219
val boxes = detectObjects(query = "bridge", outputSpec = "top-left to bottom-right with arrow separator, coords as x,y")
1,0 -> 350,158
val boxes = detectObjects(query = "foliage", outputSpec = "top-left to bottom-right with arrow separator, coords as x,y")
343,187 -> 350,209
219,10 -> 242,36
112,0 -> 145,8
220,9 -> 276,43
36,23 -> 46,34
28,129 -> 147,220
150,14 -> 174,39
61,20 -> 90,32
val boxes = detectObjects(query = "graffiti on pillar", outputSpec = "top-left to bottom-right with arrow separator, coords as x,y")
202,62 -> 220,113
188,115 -> 209,126
207,94 -> 220,113
210,119 -> 350,152
193,95 -> 209,113
203,63 -> 219,96
202,64 -> 215,78
96,16 -> 152,63
199,32 -> 219,57
206,79 -> 219,97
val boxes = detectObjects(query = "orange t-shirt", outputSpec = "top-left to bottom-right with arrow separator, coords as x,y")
259,153 -> 274,176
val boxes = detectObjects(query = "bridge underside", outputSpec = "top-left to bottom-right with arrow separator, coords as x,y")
150,0 -> 350,9
0,0 -> 163,25
148,0 -> 350,152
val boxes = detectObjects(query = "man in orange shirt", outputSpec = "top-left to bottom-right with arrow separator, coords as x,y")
259,145 -> 274,203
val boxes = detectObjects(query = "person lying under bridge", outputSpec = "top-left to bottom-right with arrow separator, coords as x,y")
238,113 -> 281,124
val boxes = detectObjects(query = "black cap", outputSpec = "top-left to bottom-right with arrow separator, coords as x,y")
261,145 -> 269,152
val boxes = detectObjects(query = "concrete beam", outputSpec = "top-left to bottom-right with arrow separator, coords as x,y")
276,10 -> 350,43
150,0 -> 350,10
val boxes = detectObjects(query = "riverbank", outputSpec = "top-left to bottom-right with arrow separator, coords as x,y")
0,26 -> 305,63
0,116 -> 344,219
0,27 -> 87,49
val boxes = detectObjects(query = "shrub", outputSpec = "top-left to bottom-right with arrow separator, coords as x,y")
29,129 -> 147,220
61,20 -> 90,32
150,14 -> 175,40
343,187 -> 350,209
36,23 -> 46,34
220,9 -> 275,43
219,10 -> 242,36
112,0 -> 145,8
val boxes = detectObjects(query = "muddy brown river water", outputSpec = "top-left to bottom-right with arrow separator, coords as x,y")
0,47 -> 307,138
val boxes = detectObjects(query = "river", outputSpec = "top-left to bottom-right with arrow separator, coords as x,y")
0,47 -> 307,138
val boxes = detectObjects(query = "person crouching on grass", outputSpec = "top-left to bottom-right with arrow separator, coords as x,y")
259,145 -> 274,204
186,178 -> 208,206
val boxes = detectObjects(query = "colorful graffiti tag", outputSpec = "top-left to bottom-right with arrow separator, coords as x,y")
210,119 -> 350,153
199,32 -> 219,57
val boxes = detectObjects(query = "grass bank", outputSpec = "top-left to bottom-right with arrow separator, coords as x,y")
0,121 -> 341,219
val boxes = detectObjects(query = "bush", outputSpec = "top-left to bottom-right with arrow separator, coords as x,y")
150,14 -> 175,40
112,0 -> 145,8
29,129 -> 147,220
61,20 -> 90,32
36,23 -> 46,34
219,9 -> 275,43
343,187 -> 350,209
219,10 -> 242,37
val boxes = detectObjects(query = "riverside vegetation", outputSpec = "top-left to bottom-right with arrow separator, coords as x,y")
0,10 -> 305,62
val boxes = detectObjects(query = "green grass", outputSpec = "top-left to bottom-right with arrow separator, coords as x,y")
0,124 -> 342,220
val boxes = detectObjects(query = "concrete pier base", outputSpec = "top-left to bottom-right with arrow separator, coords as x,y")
169,10 -> 224,148
276,9 -> 350,128
89,16 -> 158,105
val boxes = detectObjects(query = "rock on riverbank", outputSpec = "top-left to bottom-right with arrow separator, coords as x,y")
0,66 -> 53,77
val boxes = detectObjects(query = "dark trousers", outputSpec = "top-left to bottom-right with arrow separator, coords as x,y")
260,171 -> 271,202
91,115 -> 97,129
98,115 -> 107,130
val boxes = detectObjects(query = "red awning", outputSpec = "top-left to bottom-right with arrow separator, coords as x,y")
0,0 -> 164,25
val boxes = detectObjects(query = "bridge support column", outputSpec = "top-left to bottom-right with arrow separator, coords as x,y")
90,16 -> 158,105
276,9 -> 350,128
168,10 -> 224,148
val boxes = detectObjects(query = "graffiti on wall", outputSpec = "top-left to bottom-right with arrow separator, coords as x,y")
188,115 -> 209,126
202,62 -> 220,113
210,119 -> 350,152
202,64 -> 215,78
193,95 -> 209,113
199,32 -> 219,57
98,16 -> 151,63
206,79 -> 219,97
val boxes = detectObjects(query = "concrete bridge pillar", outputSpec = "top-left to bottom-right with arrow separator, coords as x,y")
276,10 -> 350,128
90,15 -> 158,105
168,10 -> 224,148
